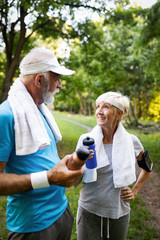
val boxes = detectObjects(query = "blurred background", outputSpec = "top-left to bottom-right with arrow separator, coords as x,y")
0,0 -> 160,126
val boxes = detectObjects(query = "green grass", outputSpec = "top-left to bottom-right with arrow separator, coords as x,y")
0,197 -> 7,240
54,116 -> 87,158
66,184 -> 82,240
53,110 -> 97,128
128,195 -> 157,240
0,111 -> 159,239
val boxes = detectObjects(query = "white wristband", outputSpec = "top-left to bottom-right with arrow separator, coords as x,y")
31,171 -> 50,189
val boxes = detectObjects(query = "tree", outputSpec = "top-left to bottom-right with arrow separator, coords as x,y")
138,1 -> 160,85
102,1 -> 160,124
0,0 -> 106,102
1,0 -> 159,124
148,91 -> 160,122
56,3 -> 159,124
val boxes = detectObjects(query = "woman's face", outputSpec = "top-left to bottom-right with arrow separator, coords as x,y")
95,101 -> 121,128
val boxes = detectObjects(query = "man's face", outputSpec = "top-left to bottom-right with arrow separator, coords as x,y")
42,72 -> 62,104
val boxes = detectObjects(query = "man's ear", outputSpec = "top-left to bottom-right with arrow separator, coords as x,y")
35,74 -> 44,88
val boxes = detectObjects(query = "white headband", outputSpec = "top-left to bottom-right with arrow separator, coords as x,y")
20,57 -> 74,76
103,98 -> 125,112
96,95 -> 125,112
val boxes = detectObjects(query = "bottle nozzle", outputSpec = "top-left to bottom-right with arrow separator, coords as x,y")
76,147 -> 90,161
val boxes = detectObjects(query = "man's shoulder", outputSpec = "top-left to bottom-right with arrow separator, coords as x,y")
0,100 -> 13,121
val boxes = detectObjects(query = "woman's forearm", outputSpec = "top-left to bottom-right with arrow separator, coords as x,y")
131,169 -> 152,197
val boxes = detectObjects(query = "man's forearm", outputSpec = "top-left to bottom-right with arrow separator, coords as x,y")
0,155 -> 84,195
0,173 -> 32,195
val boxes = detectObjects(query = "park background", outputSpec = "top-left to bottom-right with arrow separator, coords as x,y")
0,0 -> 160,239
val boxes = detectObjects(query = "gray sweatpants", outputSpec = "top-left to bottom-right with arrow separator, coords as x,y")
8,204 -> 74,240
77,206 -> 130,240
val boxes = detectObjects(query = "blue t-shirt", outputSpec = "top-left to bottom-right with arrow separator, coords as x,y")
0,100 -> 68,233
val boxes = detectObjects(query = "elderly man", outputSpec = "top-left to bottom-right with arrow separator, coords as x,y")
0,47 -> 84,240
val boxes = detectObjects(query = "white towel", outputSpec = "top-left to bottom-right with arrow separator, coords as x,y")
76,123 -> 136,188
8,78 -> 62,156
112,123 -> 136,187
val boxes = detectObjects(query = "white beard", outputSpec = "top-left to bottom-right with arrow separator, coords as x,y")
43,88 -> 59,105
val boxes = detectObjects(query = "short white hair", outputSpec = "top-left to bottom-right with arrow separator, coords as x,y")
96,91 -> 130,116
20,47 -> 55,68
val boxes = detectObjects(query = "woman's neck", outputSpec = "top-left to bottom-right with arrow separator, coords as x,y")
102,123 -> 119,144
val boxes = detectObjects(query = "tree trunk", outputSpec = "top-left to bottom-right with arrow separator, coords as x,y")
0,58 -> 19,102
134,98 -> 139,125
126,110 -> 132,126
138,95 -> 142,119
88,101 -> 92,115
0,5 -> 27,103
130,100 -> 139,126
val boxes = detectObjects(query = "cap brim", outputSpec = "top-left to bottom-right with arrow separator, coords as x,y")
49,66 -> 74,76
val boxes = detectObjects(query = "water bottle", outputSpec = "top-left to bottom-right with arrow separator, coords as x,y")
83,136 -> 97,169
67,147 -> 90,170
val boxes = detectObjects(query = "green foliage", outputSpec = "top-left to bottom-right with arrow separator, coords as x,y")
0,52 -> 6,91
55,12 -> 159,123
140,1 -> 160,44
148,93 -> 160,122
0,0 -> 106,101
1,0 -> 160,120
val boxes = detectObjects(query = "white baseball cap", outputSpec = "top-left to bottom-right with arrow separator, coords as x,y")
20,54 -> 74,76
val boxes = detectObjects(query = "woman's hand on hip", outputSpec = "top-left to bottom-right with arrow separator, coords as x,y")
120,187 -> 137,201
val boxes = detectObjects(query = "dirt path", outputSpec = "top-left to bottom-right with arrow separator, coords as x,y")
136,166 -> 160,237
59,117 -> 92,132
62,118 -> 160,238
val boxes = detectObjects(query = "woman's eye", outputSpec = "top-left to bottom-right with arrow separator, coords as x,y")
104,105 -> 109,109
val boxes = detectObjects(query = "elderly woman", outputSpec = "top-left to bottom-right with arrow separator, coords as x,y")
76,92 -> 152,240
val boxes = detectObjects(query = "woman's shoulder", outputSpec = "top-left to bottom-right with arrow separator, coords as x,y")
130,134 -> 144,156
130,134 -> 140,143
